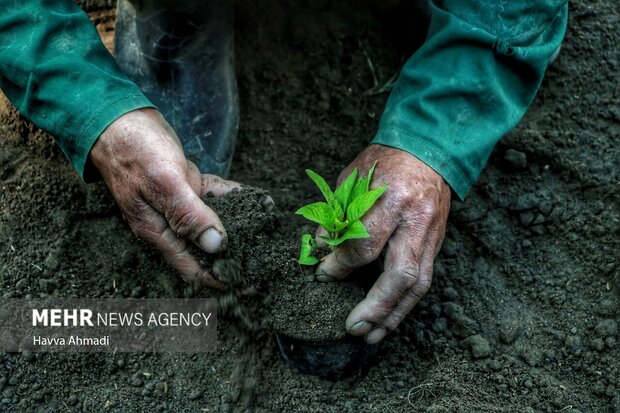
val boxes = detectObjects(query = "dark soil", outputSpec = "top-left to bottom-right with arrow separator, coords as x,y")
0,0 -> 618,412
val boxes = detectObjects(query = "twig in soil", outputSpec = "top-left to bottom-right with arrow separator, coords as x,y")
359,39 -> 379,90
407,382 -> 438,407
358,39 -> 402,96
363,68 -> 400,96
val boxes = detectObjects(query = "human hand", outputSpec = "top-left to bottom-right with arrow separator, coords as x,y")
90,108 -> 240,289
315,144 -> 451,344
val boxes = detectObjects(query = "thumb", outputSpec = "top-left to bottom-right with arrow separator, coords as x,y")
315,226 -> 391,282
153,181 -> 228,254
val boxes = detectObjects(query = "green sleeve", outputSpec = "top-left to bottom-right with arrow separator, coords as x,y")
372,0 -> 568,200
0,0 -> 155,181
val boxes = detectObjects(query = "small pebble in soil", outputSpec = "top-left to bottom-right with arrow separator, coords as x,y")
130,285 -> 144,298
15,278 -> 28,290
488,359 -> 502,371
519,211 -> 536,226
462,334 -> 492,359
431,318 -> 448,333
440,239 -> 458,257
564,335 -> 583,352
443,302 -> 463,317
130,377 -> 143,387
21,351 -> 35,363
499,319 -> 522,344
442,287 -> 458,300
448,312 -> 479,338
504,149 -> 528,169
38,278 -> 57,293
595,299 -> 616,316
32,390 -> 45,403
604,337 -> 616,348
44,250 -> 60,271
590,338 -> 605,351
188,389 -> 202,400
594,319 -> 617,337
512,193 -> 539,211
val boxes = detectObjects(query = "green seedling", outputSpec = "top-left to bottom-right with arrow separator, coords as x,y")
296,161 -> 387,265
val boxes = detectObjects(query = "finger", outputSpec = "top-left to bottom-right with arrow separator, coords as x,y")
314,227 -> 329,249
128,202 -> 225,289
200,173 -> 242,198
373,204 -> 448,340
143,172 -> 229,254
315,203 -> 397,281
380,249 -> 434,334
345,219 -> 432,343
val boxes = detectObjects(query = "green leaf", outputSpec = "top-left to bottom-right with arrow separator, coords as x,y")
305,169 -> 343,219
349,161 -> 379,203
349,177 -> 367,203
295,202 -> 337,232
333,219 -> 349,233
320,220 -> 370,246
334,168 -> 358,211
366,161 -> 378,191
346,185 -> 387,222
298,233 -> 319,265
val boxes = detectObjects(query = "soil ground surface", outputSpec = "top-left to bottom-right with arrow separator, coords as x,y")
0,0 -> 618,412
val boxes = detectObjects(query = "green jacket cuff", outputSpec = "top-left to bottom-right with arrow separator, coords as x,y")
372,0 -> 568,200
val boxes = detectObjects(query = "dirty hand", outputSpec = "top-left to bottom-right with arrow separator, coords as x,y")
90,108 -> 240,289
315,144 -> 451,344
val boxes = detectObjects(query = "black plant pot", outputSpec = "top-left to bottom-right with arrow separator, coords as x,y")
276,333 -> 381,381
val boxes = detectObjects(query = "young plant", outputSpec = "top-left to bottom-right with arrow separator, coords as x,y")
296,162 -> 387,265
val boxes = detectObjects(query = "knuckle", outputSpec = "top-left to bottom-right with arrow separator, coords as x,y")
165,241 -> 190,262
391,183 -> 415,206
368,301 -> 392,320
383,311 -> 407,331
410,277 -> 432,298
369,285 -> 397,315
169,207 -> 201,239
128,218 -> 159,244
338,242 -> 380,267
417,200 -> 439,220
401,266 -> 421,288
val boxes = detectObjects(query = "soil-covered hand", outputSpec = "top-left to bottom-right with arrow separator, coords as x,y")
315,144 -> 451,344
90,108 -> 240,289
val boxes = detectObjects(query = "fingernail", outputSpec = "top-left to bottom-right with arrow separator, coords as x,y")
365,327 -> 387,345
348,320 -> 372,335
199,228 -> 223,253
315,269 -> 334,282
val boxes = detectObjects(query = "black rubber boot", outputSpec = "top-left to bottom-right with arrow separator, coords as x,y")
114,0 -> 238,178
